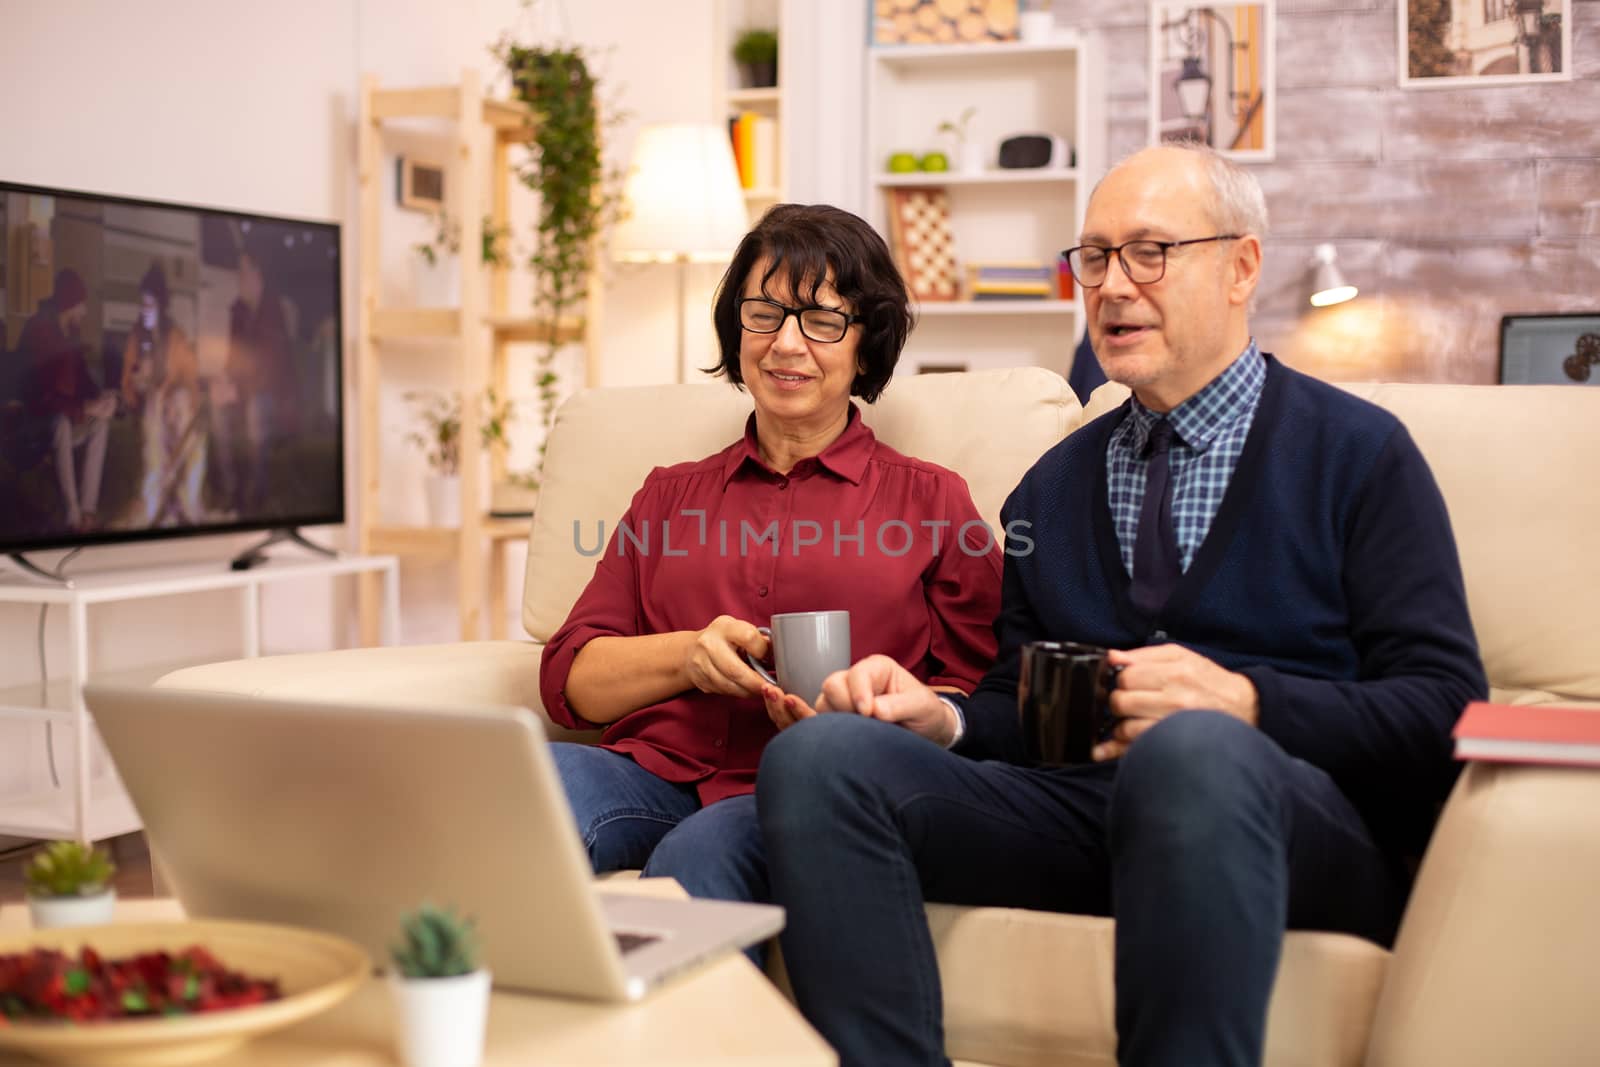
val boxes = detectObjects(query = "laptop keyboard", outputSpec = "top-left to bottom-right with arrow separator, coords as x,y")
613,930 -> 661,955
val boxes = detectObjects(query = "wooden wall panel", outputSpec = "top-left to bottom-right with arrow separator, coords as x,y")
1275,88 -> 1383,162
1537,161 -> 1600,237
1575,1 -> 1600,80
1276,10 -> 1396,89
1098,22 -> 1149,99
1383,80 -> 1600,161
1257,161 -> 1538,240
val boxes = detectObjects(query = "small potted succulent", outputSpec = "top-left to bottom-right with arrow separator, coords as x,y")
732,28 -> 778,88
388,903 -> 490,1067
24,840 -> 117,929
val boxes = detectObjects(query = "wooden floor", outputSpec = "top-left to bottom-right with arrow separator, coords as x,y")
0,833 -> 157,904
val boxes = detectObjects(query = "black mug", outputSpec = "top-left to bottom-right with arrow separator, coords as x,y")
1017,641 -> 1124,766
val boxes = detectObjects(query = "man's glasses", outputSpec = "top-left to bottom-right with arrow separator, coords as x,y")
738,298 -> 861,344
1060,235 -> 1242,288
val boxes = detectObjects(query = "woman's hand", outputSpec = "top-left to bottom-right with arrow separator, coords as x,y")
685,615 -> 772,699
761,685 -> 818,731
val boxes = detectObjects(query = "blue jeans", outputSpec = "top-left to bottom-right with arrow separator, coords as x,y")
549,743 -> 769,907
756,711 -> 1405,1067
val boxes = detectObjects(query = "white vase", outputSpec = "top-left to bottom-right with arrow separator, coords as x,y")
388,969 -> 492,1067
1019,10 -> 1055,42
29,888 -> 116,929
961,140 -> 986,174
424,474 -> 462,528
412,255 -> 461,308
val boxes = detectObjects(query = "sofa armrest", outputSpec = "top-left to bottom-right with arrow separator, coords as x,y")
154,641 -> 601,743
1365,760 -> 1600,1066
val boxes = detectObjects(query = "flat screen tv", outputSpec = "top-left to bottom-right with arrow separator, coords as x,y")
0,179 -> 343,559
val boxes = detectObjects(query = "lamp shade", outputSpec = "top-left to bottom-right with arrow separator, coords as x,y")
1308,243 -> 1357,308
613,123 -> 748,264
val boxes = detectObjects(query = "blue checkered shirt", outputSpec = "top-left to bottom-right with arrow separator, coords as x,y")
1107,343 -> 1266,575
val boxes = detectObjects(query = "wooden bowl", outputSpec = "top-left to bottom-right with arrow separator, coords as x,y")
0,918 -> 369,1066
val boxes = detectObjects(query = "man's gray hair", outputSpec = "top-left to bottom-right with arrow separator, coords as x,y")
1102,142 -> 1269,239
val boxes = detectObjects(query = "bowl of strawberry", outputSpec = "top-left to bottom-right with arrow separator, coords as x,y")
0,920 -> 368,1066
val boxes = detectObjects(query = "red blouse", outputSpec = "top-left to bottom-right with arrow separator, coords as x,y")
539,405 -> 1002,804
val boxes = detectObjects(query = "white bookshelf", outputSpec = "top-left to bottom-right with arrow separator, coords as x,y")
718,0 -> 787,220
873,168 -> 1080,187
866,33 -> 1104,376
917,300 -> 1080,316
868,38 -> 1084,66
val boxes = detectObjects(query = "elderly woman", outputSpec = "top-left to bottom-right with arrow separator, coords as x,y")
538,204 -> 1001,906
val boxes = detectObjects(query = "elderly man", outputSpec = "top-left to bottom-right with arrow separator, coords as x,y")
755,144 -> 1487,1067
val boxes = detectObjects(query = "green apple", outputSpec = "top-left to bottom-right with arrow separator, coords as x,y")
919,151 -> 949,172
887,152 -> 919,173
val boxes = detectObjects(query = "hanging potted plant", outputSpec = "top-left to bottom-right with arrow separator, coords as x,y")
732,28 -> 779,89
492,34 -> 626,490
405,388 -> 513,528
387,903 -> 490,1067
25,840 -> 117,929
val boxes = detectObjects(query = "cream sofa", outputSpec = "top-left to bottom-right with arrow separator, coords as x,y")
158,368 -> 1600,1067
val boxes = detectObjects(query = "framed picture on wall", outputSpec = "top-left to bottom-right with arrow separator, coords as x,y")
396,156 -> 446,213
1148,0 -> 1276,162
1498,313 -> 1600,385
1400,0 -> 1572,88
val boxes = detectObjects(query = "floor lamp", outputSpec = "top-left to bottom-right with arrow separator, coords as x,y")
612,123 -> 749,384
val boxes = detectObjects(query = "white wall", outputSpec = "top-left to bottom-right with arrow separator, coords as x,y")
0,0 -> 723,794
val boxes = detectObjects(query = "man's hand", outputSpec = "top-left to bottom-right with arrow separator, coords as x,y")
1094,644 -> 1259,761
685,615 -> 771,699
815,654 -> 960,746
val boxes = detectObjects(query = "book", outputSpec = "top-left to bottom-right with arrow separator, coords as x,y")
752,115 -> 778,191
1453,701 -> 1600,767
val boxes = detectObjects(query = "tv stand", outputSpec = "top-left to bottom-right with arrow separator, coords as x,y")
230,527 -> 340,571
0,553 -> 400,842
6,553 -> 75,588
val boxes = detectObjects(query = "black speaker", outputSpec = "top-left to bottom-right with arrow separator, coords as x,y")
998,134 -> 1073,170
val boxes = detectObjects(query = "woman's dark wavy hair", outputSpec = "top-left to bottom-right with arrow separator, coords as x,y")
709,203 -> 913,403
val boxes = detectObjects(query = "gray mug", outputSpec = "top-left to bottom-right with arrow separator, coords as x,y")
744,610 -> 852,706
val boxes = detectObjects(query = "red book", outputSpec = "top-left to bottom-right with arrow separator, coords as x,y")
1453,701 -> 1600,767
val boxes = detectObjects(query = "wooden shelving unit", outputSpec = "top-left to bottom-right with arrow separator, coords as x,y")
355,70 -> 599,643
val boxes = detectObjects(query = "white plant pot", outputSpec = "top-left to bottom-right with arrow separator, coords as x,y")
425,474 -> 462,528
1019,10 -> 1055,42
389,969 -> 492,1067
960,140 -> 986,174
29,888 -> 116,929
412,255 -> 461,308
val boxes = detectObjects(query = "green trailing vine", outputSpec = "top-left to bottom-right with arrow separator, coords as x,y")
493,36 -> 626,487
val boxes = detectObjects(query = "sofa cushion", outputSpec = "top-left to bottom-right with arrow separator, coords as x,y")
524,367 -> 1082,641
927,906 -> 1387,1067
1342,383 -> 1600,704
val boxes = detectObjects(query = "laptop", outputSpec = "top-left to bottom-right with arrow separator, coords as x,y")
82,684 -> 785,1002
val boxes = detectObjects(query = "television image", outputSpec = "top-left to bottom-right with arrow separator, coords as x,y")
0,179 -> 343,556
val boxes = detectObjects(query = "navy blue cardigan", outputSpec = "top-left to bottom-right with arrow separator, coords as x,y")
959,357 -> 1487,859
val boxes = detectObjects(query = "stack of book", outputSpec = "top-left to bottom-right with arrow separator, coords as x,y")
966,262 -> 1055,301
728,112 -> 779,191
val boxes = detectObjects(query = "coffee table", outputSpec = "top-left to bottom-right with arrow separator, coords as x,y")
0,880 -> 836,1066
